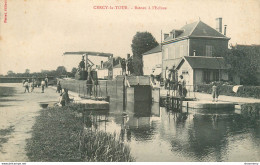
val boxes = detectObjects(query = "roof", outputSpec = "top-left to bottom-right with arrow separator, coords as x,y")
142,44 -> 162,55
176,56 -> 229,70
163,21 -> 230,44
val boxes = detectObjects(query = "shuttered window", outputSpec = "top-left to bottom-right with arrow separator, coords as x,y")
206,45 -> 213,57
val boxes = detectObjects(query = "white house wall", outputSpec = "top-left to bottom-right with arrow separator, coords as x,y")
177,60 -> 194,91
143,52 -> 162,75
113,68 -> 122,78
162,40 -> 189,78
97,69 -> 108,79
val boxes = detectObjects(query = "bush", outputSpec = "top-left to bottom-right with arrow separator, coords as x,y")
196,84 -> 260,98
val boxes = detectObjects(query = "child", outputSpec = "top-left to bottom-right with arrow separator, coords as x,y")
212,82 -> 219,102
56,81 -> 62,93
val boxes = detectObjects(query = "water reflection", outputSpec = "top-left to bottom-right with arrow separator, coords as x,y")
82,101 -> 260,162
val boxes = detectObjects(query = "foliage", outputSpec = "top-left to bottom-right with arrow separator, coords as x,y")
26,105 -> 134,162
103,56 -> 122,69
131,32 -> 159,75
82,131 -> 134,162
56,66 -> 67,76
0,125 -> 14,152
241,103 -> 260,118
7,70 -> 15,76
70,67 -> 77,77
222,45 -> 260,85
2,66 -> 73,79
196,84 -> 260,98
25,69 -> 30,74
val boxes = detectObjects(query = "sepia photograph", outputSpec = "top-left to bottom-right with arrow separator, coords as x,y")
0,0 -> 260,164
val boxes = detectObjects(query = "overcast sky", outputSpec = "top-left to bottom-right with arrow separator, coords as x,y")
0,0 -> 260,75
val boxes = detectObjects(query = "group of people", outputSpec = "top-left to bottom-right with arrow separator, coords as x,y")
164,66 -> 187,97
22,76 -> 49,93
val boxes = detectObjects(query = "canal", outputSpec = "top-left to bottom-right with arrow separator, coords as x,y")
85,101 -> 260,162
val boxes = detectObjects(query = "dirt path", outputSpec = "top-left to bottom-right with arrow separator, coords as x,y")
0,83 -> 59,162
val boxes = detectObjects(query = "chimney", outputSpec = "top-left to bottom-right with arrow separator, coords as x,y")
193,50 -> 196,56
101,61 -> 103,69
215,17 -> 222,33
164,33 -> 169,40
127,54 -> 130,59
224,25 -> 227,36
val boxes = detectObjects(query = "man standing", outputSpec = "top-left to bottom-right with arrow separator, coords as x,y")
121,58 -> 126,75
24,80 -> 30,93
41,79 -> 46,93
164,67 -> 170,89
31,79 -> 35,92
45,75 -> 48,88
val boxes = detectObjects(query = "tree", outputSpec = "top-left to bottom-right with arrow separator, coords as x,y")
56,66 -> 67,77
223,45 -> 260,85
131,32 -> 159,75
70,67 -> 77,77
25,69 -> 30,74
7,70 -> 15,76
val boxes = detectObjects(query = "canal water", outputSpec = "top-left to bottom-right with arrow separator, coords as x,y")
85,101 -> 260,162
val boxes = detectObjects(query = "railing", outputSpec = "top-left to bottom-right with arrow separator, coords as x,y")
78,84 -> 104,99
165,84 -> 196,99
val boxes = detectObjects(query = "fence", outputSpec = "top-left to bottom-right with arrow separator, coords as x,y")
59,78 -> 124,102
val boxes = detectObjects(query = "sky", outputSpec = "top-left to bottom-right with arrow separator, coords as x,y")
0,0 -> 260,75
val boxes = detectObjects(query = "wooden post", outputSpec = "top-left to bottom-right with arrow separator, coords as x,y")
79,84 -> 80,97
123,77 -> 126,109
187,102 -> 189,113
106,81 -> 108,97
83,85 -> 85,98
180,99 -> 183,112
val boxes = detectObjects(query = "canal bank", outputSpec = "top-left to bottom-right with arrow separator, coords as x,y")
0,83 -> 60,161
160,89 -> 260,110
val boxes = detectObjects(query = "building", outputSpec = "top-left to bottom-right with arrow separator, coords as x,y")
142,44 -> 162,76
176,56 -> 229,90
161,18 -> 230,87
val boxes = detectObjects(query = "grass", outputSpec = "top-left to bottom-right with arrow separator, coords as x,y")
0,125 -> 15,153
0,86 -> 16,97
26,104 -> 134,162
82,131 -> 134,162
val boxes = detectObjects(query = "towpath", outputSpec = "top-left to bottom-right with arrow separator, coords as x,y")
160,89 -> 260,104
0,83 -> 59,162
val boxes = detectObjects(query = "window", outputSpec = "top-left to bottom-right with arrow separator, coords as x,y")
206,45 -> 213,57
203,70 -> 210,84
213,70 -> 220,81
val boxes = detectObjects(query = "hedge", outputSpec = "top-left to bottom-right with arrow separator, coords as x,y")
196,84 -> 260,99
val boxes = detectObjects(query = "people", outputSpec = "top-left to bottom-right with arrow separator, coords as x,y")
212,82 -> 219,102
41,79 -> 46,93
127,58 -> 133,75
164,67 -> 171,89
178,75 -> 187,97
56,80 -> 62,93
24,80 -> 30,93
169,66 -> 176,90
31,79 -> 35,92
60,88 -> 70,106
121,58 -> 126,75
45,76 -> 48,88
